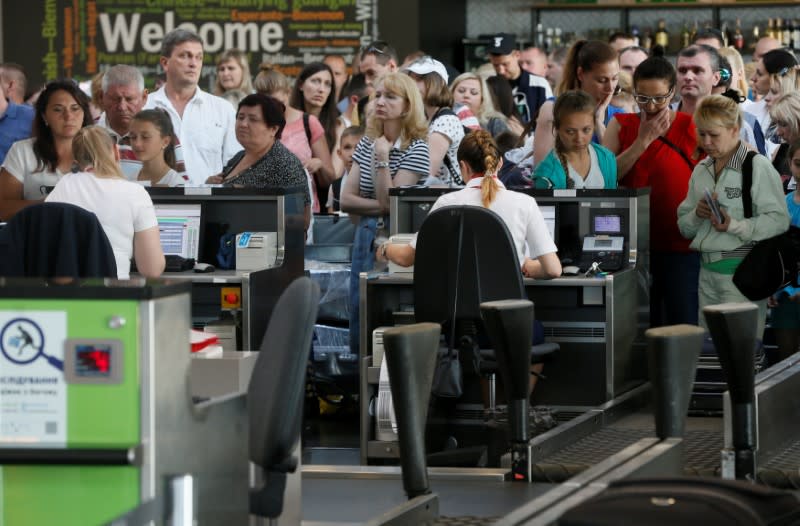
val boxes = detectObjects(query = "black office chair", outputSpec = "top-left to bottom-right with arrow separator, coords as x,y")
413,205 -> 559,464
248,276 -> 320,519
0,202 -> 117,278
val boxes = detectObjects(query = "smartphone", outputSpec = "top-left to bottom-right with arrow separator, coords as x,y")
704,188 -> 724,223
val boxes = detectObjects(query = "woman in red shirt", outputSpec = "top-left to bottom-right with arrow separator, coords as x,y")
604,55 -> 699,327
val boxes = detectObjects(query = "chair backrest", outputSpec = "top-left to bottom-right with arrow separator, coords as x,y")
414,205 -> 525,325
248,276 -> 320,469
0,202 -> 117,278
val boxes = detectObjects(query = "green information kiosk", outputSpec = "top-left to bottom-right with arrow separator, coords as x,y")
0,278 -> 249,524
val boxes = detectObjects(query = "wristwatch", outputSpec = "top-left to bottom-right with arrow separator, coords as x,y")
375,160 -> 390,170
379,242 -> 388,259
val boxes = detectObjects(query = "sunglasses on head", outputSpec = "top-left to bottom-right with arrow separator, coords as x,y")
362,41 -> 389,56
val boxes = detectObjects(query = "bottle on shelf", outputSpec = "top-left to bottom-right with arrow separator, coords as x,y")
793,20 -> 800,51
554,27 -> 562,48
752,23 -> 761,50
721,21 -> 730,47
655,19 -> 669,51
536,23 -> 545,49
782,18 -> 793,47
733,18 -> 745,51
691,20 -> 698,42
680,23 -> 691,49
631,25 -> 640,47
766,18 -> 775,40
545,27 -> 554,53
642,28 -> 653,50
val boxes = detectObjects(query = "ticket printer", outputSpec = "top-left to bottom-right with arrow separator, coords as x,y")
236,232 -> 279,271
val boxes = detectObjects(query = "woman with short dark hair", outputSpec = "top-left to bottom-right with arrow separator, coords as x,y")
604,56 -> 699,327
206,93 -> 311,229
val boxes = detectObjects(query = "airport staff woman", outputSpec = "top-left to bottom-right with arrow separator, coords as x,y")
340,72 -> 430,355
377,129 -> 562,280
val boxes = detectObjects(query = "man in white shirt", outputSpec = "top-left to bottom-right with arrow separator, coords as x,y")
98,65 -> 149,180
144,29 -> 239,184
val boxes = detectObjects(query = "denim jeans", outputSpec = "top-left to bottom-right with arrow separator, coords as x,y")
650,251 -> 700,327
349,216 -> 380,355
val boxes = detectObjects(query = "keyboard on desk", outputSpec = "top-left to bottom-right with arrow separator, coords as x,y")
165,255 -> 195,272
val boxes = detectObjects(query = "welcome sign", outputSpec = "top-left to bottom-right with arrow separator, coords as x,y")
9,0 -> 378,88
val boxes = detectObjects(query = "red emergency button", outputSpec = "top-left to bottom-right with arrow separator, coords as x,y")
221,287 -> 242,309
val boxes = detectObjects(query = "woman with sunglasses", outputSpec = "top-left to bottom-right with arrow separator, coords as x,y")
603,56 -> 699,327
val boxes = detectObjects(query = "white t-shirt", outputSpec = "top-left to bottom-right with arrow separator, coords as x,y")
45,171 -> 158,279
409,177 -> 557,265
567,145 -> 605,189
2,138 -> 66,200
135,169 -> 187,187
429,112 -> 464,185
144,87 -> 240,185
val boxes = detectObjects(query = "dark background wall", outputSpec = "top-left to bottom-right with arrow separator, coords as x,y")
378,0 -> 467,71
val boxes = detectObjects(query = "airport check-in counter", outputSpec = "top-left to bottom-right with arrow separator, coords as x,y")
147,187 -> 306,349
359,187 -> 650,464
0,278 -> 250,525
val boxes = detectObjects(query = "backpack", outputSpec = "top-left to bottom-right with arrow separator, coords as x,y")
732,151 -> 800,300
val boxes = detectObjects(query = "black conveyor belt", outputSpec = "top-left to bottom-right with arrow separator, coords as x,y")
758,438 -> 800,489
530,413 -> 723,483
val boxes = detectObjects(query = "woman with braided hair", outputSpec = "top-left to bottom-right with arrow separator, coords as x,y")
377,129 -> 561,279
532,90 -> 617,189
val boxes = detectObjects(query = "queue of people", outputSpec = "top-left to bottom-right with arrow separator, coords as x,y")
0,24 -> 799,359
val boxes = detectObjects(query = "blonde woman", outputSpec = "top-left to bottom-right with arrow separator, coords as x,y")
769,91 -> 800,189
718,47 -> 750,103
340,72 -> 430,354
214,49 -> 254,104
45,126 -> 165,279
450,72 -> 509,137
677,94 -> 789,335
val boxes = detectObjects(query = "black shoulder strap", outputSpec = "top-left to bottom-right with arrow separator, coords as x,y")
742,150 -> 757,219
657,136 -> 693,171
303,113 -> 312,145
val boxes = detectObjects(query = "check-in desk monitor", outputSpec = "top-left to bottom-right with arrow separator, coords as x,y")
146,187 -> 306,350
154,203 -> 202,261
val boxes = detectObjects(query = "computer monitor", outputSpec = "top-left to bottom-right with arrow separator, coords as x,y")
539,204 -> 557,244
154,203 -> 201,260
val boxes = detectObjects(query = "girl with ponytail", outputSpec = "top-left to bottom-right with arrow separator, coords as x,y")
377,129 -> 562,279
533,90 -> 617,189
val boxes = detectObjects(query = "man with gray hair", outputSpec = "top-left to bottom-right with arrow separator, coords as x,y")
144,29 -> 238,184
99,65 -> 149,179
99,64 -> 187,181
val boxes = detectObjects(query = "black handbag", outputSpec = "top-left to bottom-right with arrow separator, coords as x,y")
432,346 -> 463,398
